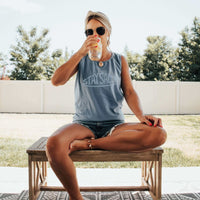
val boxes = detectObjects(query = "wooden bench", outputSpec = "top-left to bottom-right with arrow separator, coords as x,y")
26,137 -> 163,200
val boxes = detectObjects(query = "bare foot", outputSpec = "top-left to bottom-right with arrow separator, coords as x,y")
69,139 -> 90,153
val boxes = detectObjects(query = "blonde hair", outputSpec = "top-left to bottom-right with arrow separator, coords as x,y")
85,11 -> 112,45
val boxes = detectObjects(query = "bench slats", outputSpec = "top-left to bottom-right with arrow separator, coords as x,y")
27,137 -> 163,162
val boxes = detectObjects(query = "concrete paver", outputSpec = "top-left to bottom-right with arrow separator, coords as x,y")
0,167 -> 200,194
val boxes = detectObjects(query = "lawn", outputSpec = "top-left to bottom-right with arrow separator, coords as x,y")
0,113 -> 200,168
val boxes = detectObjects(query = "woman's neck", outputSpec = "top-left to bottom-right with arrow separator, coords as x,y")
101,49 -> 112,61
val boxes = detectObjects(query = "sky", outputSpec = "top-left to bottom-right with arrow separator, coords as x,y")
0,0 -> 200,58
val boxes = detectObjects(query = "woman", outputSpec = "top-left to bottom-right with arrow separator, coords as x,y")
46,11 -> 167,200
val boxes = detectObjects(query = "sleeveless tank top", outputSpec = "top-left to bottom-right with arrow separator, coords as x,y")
73,52 -> 124,122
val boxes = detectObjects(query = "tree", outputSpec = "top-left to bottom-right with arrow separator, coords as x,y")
42,48 -> 70,80
10,26 -> 50,80
0,53 -> 8,79
124,47 -> 144,80
142,36 -> 177,81
0,52 -> 7,68
43,49 -> 62,80
177,17 -> 200,81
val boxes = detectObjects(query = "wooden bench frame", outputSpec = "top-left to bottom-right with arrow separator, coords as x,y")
26,137 -> 163,200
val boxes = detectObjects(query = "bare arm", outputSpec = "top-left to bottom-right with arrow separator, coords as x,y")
121,55 -> 162,127
51,50 -> 83,86
121,56 -> 144,119
51,35 -> 99,86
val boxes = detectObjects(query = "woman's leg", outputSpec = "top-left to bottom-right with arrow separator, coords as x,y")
70,123 -> 167,152
46,123 -> 95,200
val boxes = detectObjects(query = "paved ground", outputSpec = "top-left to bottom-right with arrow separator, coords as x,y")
0,167 -> 200,194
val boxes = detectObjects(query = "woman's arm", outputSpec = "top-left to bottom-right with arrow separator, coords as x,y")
121,55 -> 162,127
51,50 -> 83,86
51,35 -> 99,86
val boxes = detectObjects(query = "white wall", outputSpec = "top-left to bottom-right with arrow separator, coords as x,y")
0,80 -> 200,114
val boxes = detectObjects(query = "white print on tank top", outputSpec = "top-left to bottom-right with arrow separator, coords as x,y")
83,72 -> 115,87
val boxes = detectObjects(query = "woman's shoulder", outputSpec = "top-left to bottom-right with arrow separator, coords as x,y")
112,52 -> 121,58
112,52 -> 126,65
112,52 -> 126,61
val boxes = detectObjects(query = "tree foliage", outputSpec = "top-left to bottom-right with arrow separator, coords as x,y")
124,46 -> 144,80
10,26 -> 50,80
177,17 -> 200,81
4,17 -> 200,81
126,17 -> 200,81
142,36 -> 177,81
9,26 -> 70,80
126,36 -> 177,81
0,53 -> 7,68
43,48 -> 69,80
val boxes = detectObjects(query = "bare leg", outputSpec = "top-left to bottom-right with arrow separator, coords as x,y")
46,123 -> 95,200
71,123 -> 167,152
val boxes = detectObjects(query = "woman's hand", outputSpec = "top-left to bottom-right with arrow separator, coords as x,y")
137,115 -> 163,128
78,35 -> 99,57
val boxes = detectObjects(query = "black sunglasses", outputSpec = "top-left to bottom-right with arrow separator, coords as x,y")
85,26 -> 105,37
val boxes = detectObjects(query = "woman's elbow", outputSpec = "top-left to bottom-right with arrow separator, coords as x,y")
51,77 -> 58,86
51,76 -> 64,86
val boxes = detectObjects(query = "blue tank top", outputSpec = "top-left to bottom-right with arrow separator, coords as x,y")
73,52 -> 124,122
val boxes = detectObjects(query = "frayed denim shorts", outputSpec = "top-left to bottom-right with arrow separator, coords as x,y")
74,120 -> 124,139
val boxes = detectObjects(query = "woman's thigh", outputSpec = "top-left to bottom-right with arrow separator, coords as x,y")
51,123 -> 94,139
109,122 -> 166,148
110,122 -> 145,136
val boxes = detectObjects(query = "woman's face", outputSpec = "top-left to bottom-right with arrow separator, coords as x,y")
86,19 -> 109,49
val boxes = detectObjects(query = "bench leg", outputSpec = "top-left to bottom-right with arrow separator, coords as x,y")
28,155 -> 35,200
28,155 -> 48,200
141,159 -> 162,200
155,154 -> 162,200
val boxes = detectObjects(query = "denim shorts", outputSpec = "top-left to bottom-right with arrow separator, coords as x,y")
74,120 -> 124,139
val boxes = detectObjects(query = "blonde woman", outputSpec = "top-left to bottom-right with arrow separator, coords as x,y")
46,11 -> 167,200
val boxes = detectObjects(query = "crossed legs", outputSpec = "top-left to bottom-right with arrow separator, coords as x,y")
46,122 -> 167,200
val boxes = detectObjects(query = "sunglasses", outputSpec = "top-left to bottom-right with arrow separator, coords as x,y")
85,26 -> 105,37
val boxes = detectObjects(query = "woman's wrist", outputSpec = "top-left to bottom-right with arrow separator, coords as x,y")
75,50 -> 84,58
136,113 -> 145,122
77,47 -> 87,58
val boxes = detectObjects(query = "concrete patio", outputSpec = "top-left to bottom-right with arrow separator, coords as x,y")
0,167 -> 200,194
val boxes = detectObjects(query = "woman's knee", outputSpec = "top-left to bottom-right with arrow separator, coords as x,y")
46,135 -> 70,163
158,127 -> 167,145
150,127 -> 167,147
143,126 -> 167,148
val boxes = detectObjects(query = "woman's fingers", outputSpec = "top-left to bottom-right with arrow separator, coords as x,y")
79,36 -> 98,55
142,115 -> 163,128
86,36 -> 99,49
151,116 -> 163,127
139,116 -> 153,126
157,118 -> 163,128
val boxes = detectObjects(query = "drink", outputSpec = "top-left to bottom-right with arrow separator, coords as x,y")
89,38 -> 102,61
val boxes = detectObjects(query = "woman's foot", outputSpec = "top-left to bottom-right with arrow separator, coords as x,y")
69,138 -> 94,153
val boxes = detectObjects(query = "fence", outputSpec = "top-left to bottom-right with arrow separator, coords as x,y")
0,80 -> 200,114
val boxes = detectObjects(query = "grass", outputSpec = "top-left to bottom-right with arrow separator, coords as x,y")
0,137 -> 34,167
0,114 -> 200,168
